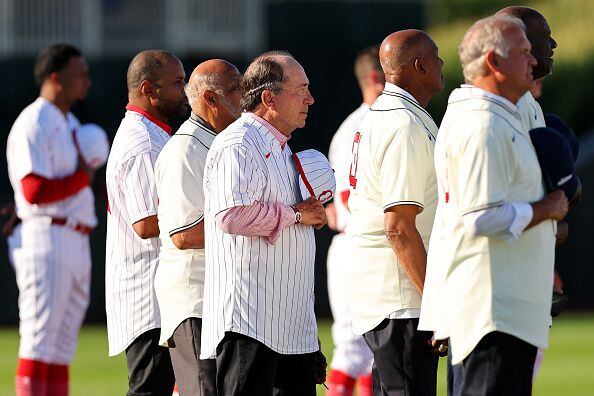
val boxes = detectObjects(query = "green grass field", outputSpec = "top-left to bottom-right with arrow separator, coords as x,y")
1,314 -> 593,395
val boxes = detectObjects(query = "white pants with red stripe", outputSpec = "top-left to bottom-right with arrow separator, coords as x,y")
327,234 -> 373,377
9,219 -> 91,364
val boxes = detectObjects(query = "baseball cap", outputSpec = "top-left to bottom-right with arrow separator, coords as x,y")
74,123 -> 110,169
292,149 -> 336,204
544,113 -> 579,162
529,126 -> 581,202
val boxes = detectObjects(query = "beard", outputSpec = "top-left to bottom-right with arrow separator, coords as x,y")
155,96 -> 189,120
219,95 -> 241,120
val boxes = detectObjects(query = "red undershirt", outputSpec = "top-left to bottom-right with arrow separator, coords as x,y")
21,171 -> 90,205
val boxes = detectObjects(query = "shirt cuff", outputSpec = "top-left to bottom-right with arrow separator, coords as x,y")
508,202 -> 533,240
266,204 -> 296,244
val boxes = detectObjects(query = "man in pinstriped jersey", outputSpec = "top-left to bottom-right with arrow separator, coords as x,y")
201,50 -> 327,395
105,49 -> 188,396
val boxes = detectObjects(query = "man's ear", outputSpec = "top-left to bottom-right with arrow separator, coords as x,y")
47,71 -> 62,87
484,50 -> 500,74
140,80 -> 155,99
369,69 -> 384,86
414,58 -> 425,74
203,90 -> 217,108
261,90 -> 275,109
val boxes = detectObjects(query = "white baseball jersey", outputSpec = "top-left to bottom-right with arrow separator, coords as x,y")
518,90 -> 546,131
154,115 -> 215,346
6,97 -> 94,364
419,87 -> 547,340
105,106 -> 171,356
201,113 -> 317,359
435,86 -> 555,364
344,83 -> 438,335
326,103 -> 374,377
7,97 -> 96,226
328,103 -> 370,232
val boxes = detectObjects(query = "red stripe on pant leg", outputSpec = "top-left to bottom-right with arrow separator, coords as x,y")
47,364 -> 69,396
16,358 -> 49,396
326,369 -> 356,396
356,373 -> 373,396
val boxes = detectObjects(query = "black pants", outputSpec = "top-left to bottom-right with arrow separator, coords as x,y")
125,328 -> 175,396
215,332 -> 317,396
169,318 -> 217,396
363,318 -> 438,396
461,331 -> 537,396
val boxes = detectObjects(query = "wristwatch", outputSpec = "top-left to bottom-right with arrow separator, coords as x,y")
291,205 -> 302,224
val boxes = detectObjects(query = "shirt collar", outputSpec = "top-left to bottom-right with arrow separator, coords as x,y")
247,112 -> 290,150
383,82 -> 419,105
125,104 -> 173,135
459,84 -> 520,114
189,112 -> 217,137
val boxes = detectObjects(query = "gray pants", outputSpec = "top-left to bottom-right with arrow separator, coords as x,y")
169,318 -> 217,396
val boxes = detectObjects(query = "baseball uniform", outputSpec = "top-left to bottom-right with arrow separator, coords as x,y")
344,83 -> 439,394
420,86 -> 548,340
105,104 -> 172,355
518,90 -> 546,131
154,114 -> 216,395
7,97 -> 96,364
105,104 -> 175,394
326,104 -> 374,378
201,112 -> 318,392
345,83 -> 438,335
435,86 -> 555,366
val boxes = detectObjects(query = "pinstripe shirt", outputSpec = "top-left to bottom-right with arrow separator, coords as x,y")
105,107 -> 172,356
200,112 -> 318,358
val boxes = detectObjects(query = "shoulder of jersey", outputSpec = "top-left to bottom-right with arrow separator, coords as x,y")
10,98 -> 60,137
334,105 -> 369,136
110,116 -> 156,157
444,102 -> 517,145
161,120 -> 213,157
363,96 -> 426,135
209,116 -> 261,153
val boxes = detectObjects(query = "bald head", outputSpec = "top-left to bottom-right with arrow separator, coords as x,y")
185,59 -> 242,132
378,30 -> 443,107
497,6 -> 556,78
380,29 -> 436,75
186,59 -> 241,107
126,50 -> 181,92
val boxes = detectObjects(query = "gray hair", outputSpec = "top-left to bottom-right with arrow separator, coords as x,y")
240,50 -> 294,112
458,15 -> 526,83
184,72 -> 223,107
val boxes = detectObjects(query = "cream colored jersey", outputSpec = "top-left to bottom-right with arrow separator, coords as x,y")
518,90 -> 546,131
344,83 -> 438,335
419,87 -> 548,340
435,86 -> 555,364
154,116 -> 216,346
